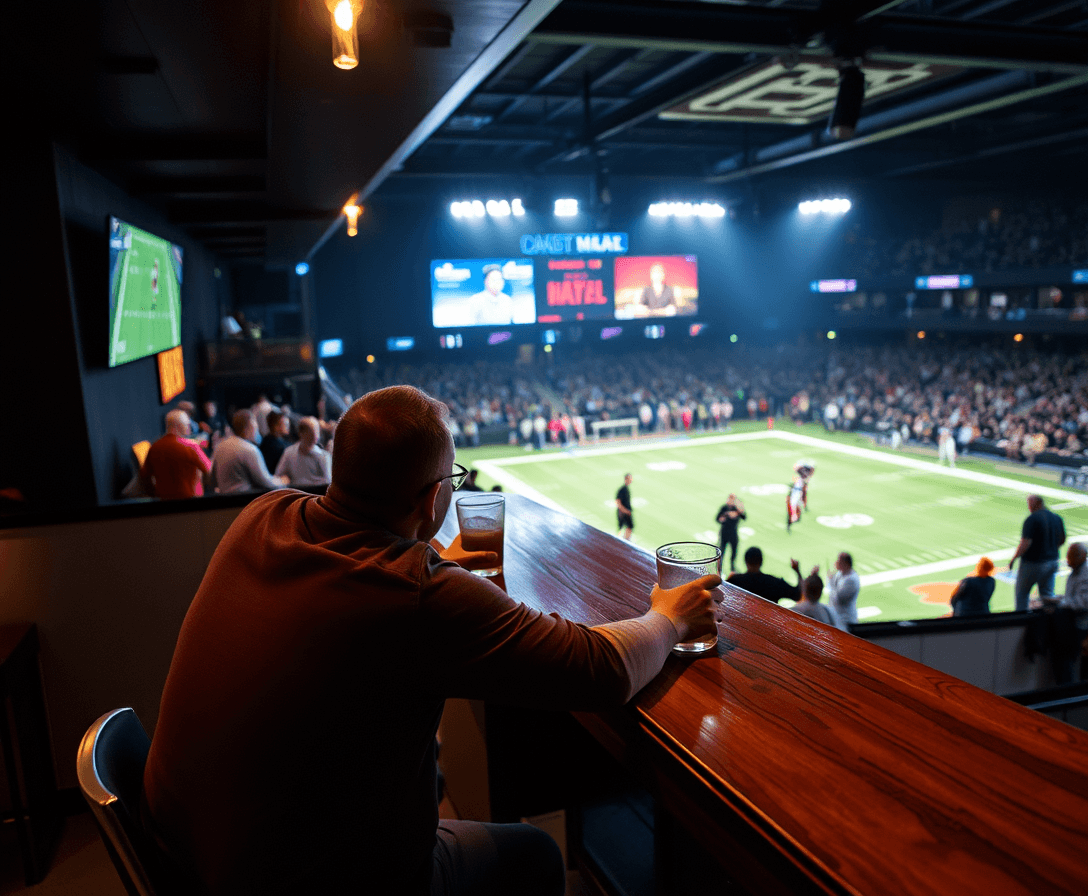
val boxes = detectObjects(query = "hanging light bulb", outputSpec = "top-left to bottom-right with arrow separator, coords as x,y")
343,202 -> 361,236
326,0 -> 363,70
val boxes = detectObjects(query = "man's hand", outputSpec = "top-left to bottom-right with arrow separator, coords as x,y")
433,533 -> 499,572
650,574 -> 721,643
789,558 -> 801,572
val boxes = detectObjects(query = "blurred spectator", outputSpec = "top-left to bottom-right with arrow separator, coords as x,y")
792,573 -> 846,631
260,410 -> 291,475
1009,495 -> 1067,611
728,548 -> 806,604
211,410 -> 288,495
141,408 -> 212,500
828,552 -> 860,626
950,557 -> 996,617
274,417 -> 331,488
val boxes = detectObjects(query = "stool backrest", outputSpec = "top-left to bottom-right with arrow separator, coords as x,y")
76,708 -> 179,896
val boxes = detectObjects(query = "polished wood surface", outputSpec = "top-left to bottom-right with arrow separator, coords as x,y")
440,493 -> 1088,896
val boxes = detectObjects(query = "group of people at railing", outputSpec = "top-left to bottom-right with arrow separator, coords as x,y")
135,396 -> 335,500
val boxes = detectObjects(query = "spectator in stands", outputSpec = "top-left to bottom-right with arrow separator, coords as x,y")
728,547 -> 807,603
260,410 -> 291,475
143,384 -> 720,896
1009,495 -> 1067,611
141,408 -> 212,500
251,394 -> 274,437
210,410 -> 287,495
950,557 -> 996,617
792,573 -> 846,631
828,552 -> 860,626
199,400 -> 227,446
1060,543 -> 1088,612
274,417 -> 331,488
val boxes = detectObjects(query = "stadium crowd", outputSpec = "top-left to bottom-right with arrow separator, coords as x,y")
335,338 -> 1088,465
851,200 -> 1088,279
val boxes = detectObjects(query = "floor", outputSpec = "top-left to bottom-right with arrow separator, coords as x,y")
1,808 -> 591,896
0,813 -> 124,896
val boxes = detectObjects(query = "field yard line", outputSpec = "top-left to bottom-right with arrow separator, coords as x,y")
473,460 -> 567,512
767,429 -> 1088,505
861,528 -> 1088,586
483,431 -> 770,466
485,430 -> 1088,505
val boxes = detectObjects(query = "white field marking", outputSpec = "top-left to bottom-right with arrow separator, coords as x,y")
857,530 -> 1088,587
480,431 -> 1088,583
764,429 -> 1088,507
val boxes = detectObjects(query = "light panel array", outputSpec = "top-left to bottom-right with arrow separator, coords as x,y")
648,201 -> 725,218
450,198 -> 526,219
798,198 -> 852,216
554,198 -> 579,217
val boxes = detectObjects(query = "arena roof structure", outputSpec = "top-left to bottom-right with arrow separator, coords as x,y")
29,0 -> 1088,268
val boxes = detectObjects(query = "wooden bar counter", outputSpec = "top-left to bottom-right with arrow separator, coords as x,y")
440,494 -> 1088,896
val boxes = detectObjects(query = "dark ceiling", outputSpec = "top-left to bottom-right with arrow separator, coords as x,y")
31,0 -> 1088,269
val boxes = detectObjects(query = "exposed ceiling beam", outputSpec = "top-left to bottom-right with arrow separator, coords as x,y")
707,71 -> 1088,182
535,54 -> 739,168
498,43 -> 596,120
531,1 -> 1088,72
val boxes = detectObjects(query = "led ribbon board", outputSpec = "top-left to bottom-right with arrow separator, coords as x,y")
915,275 -> 973,289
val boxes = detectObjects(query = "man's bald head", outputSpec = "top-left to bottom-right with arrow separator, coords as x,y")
1068,542 -> 1086,570
164,409 -> 190,437
330,386 -> 452,515
1027,494 -> 1044,512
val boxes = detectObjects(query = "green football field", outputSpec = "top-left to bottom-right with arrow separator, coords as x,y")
109,224 -> 181,367
456,425 -> 1088,623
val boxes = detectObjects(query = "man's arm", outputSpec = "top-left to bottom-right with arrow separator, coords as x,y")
244,445 -> 287,490
596,574 -> 720,701
1009,537 -> 1031,568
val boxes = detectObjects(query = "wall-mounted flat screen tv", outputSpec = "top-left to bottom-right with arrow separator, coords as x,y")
108,216 -> 183,367
431,258 -> 536,328
613,255 -> 698,319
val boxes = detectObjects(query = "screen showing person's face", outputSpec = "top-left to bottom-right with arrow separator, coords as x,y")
650,265 -> 665,287
485,270 -> 505,294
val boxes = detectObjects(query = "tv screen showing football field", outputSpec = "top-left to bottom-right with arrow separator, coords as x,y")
108,216 -> 183,367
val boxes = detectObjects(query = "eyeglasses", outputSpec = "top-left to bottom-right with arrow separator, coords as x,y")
436,462 -> 469,490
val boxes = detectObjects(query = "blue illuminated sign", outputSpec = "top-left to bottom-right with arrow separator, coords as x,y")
1074,269 -> 1088,284
915,274 -> 973,289
318,339 -> 343,358
810,279 -> 857,293
520,232 -> 628,255
386,337 -> 415,352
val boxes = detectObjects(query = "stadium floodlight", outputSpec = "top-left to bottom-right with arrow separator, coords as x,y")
555,198 -> 579,217
798,198 -> 852,216
648,201 -> 726,218
451,198 -> 524,219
